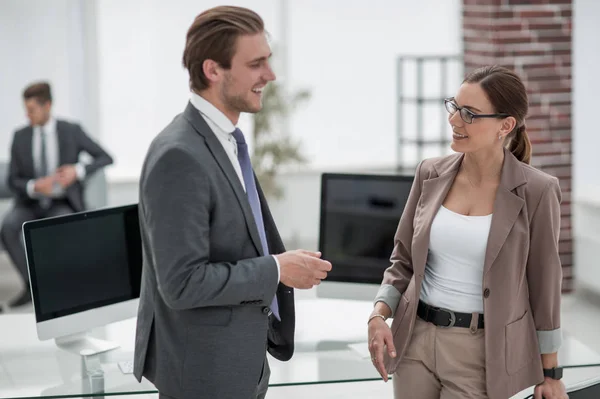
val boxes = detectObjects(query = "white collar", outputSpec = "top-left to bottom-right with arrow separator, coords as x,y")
190,92 -> 236,134
37,116 -> 56,134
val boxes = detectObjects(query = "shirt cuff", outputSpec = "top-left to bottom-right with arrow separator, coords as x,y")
374,284 -> 401,315
75,163 -> 87,180
271,255 -> 280,282
537,328 -> 563,354
26,179 -> 38,198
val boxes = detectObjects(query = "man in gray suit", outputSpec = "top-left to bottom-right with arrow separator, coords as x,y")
1,82 -> 113,308
133,6 -> 332,399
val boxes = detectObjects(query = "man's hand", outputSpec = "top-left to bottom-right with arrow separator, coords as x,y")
34,176 -> 55,196
56,164 -> 78,188
275,250 -> 332,289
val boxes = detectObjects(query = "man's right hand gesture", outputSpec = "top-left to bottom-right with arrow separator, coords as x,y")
34,176 -> 55,196
276,250 -> 332,289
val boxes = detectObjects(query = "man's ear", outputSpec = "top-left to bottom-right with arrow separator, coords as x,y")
202,59 -> 221,85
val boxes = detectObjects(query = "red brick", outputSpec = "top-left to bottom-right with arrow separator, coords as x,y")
519,10 -> 556,18
494,21 -> 526,31
528,22 -> 564,30
463,10 -> 494,18
537,35 -> 571,43
493,10 -> 516,18
561,9 -> 572,17
521,62 -> 559,69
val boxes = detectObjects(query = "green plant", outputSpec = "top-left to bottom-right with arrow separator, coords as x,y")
251,80 -> 311,199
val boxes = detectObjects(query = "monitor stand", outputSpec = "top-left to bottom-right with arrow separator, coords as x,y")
55,332 -> 120,355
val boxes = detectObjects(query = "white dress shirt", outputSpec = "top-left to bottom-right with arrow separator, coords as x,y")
26,117 -> 86,198
189,93 -> 281,281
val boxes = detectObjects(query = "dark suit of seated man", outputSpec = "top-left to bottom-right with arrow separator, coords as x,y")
0,82 -> 114,308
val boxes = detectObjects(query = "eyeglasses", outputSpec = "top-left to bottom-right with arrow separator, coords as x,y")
444,98 -> 509,124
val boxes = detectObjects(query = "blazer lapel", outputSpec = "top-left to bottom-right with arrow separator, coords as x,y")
24,127 -> 35,175
412,154 -> 463,275
182,102 -> 266,256
483,149 -> 526,276
56,121 -> 69,165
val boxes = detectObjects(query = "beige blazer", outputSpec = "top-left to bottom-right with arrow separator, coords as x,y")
377,148 -> 563,399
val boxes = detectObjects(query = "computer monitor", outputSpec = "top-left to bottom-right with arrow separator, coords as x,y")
317,173 -> 414,300
22,204 -> 142,355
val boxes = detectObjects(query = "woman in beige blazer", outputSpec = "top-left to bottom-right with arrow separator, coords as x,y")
367,66 -> 567,399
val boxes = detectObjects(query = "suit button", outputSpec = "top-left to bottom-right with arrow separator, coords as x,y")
262,307 -> 270,314
483,288 -> 490,298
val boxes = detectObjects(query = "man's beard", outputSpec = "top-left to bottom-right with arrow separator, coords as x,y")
220,75 -> 260,114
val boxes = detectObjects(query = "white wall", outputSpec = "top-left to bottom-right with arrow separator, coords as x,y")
0,0 -> 102,160
95,0 -> 462,273
94,0 -> 462,180
95,0 -> 279,180
572,0 -> 600,292
573,0 -> 600,205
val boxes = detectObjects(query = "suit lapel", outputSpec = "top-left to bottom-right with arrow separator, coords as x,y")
182,102 -> 265,256
56,121 -> 68,166
412,155 -> 463,275
483,149 -> 526,276
24,127 -> 35,175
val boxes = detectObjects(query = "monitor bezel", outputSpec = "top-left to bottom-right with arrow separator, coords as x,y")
318,172 -> 414,284
22,203 -> 141,324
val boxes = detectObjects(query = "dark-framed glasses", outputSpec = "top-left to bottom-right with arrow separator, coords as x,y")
444,98 -> 509,124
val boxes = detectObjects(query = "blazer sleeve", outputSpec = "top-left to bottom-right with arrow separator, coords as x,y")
373,160 -> 425,315
526,177 -> 563,354
141,145 -> 279,310
7,132 -> 30,200
75,124 -> 114,176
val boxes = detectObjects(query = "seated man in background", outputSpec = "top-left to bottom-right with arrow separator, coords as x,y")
1,81 -> 114,308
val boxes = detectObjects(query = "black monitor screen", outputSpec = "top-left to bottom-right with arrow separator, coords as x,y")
318,173 -> 414,284
23,204 -> 142,322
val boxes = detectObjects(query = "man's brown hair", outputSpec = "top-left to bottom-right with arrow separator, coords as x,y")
182,6 -> 264,92
23,81 -> 52,104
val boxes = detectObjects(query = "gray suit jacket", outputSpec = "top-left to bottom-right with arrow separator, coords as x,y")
7,120 -> 113,212
133,102 -> 295,399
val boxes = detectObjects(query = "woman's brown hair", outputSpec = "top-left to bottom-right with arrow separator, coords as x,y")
182,6 -> 264,92
463,65 -> 532,164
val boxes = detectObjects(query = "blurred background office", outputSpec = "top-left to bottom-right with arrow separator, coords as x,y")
0,0 -> 599,398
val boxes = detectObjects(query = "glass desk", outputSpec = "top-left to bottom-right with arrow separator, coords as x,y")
0,299 -> 599,398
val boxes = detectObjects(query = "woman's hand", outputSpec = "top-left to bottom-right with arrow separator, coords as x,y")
368,316 -> 396,382
533,377 -> 568,399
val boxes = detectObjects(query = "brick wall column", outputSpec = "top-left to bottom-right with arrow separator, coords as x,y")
462,0 -> 573,291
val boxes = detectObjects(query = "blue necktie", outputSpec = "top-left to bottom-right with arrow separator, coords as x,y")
231,128 -> 280,320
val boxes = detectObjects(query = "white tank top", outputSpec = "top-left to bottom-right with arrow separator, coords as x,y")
419,205 -> 492,314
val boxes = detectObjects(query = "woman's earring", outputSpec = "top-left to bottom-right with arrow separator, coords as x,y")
498,135 -> 502,140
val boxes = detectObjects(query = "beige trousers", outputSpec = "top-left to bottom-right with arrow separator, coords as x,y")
393,316 -> 487,399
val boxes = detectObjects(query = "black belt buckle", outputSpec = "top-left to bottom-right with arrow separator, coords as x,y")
437,307 -> 456,328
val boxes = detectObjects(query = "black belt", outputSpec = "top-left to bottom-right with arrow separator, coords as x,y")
417,300 -> 484,329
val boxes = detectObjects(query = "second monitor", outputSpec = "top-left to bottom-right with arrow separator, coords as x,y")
318,173 -> 414,285
23,204 -> 142,355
